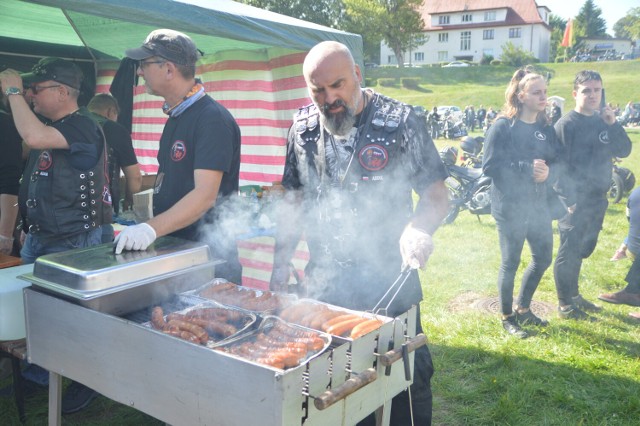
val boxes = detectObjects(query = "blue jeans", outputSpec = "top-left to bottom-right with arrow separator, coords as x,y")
20,227 -> 102,385
20,227 -> 103,264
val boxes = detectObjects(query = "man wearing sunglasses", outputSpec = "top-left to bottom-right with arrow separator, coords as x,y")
0,57 -> 112,412
118,29 -> 242,284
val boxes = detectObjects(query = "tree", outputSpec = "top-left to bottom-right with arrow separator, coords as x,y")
343,0 -> 426,68
499,42 -> 538,67
613,8 -> 640,40
237,0 -> 344,28
574,0 -> 608,38
549,14 -> 567,61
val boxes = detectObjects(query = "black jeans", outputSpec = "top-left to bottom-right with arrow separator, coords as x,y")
624,254 -> 640,293
553,196 -> 608,306
358,306 -> 434,426
496,213 -> 553,315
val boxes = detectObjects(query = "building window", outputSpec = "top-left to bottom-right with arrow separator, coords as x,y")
509,28 -> 522,38
484,11 -> 496,21
438,33 -> 449,42
414,52 -> 424,62
483,29 -> 494,40
483,48 -> 494,57
438,15 -> 450,25
388,55 -> 395,64
438,51 -> 448,61
460,31 -> 471,51
462,14 -> 472,22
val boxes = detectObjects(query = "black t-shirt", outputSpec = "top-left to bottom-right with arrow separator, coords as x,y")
0,110 -> 23,195
154,95 -> 241,240
103,120 -> 138,168
554,110 -> 631,204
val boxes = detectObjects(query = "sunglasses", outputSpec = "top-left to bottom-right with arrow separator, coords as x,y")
138,60 -> 166,69
30,84 -> 62,95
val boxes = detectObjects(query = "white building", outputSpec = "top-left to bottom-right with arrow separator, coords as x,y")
381,0 -> 552,66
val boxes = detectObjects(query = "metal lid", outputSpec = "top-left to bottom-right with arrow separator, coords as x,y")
29,236 -> 212,292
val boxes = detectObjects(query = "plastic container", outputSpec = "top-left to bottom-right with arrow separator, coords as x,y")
0,264 -> 34,340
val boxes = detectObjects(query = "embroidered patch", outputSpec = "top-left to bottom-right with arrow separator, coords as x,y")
358,144 -> 388,171
534,131 -> 546,140
599,130 -> 610,144
37,151 -> 53,171
171,141 -> 187,161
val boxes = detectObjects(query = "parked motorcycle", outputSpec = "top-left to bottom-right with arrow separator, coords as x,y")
439,146 -> 492,224
440,113 -> 468,139
609,157 -> 636,203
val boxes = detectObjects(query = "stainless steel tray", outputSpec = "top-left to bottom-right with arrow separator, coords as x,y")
29,236 -> 213,291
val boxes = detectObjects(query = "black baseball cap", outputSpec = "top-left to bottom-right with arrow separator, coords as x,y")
125,29 -> 200,65
21,57 -> 83,90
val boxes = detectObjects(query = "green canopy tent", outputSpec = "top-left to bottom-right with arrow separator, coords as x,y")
1,0 -> 363,67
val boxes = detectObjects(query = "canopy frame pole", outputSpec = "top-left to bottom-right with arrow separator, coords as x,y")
62,8 -> 98,81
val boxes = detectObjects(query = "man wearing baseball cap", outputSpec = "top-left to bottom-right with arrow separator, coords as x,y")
0,57 -> 112,412
117,29 -> 242,284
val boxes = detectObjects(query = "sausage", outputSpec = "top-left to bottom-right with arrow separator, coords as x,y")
320,314 -> 360,332
190,317 -> 238,337
163,327 -> 200,344
326,317 -> 368,337
200,282 -> 237,297
350,319 -> 383,339
309,310 -> 344,331
151,306 -> 167,330
166,319 -> 209,344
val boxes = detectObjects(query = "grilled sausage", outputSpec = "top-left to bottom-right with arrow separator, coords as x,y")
309,310 -> 344,330
320,314 -> 360,332
166,319 -> 209,344
350,319 -> 383,339
163,327 -> 201,344
326,317 -> 368,337
151,306 -> 167,330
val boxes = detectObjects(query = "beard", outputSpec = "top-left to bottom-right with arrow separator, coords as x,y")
318,90 -> 362,136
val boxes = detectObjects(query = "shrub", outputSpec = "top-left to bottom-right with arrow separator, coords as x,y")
378,78 -> 398,87
401,77 -> 421,89
555,57 -> 565,63
499,41 -> 538,67
364,78 -> 377,87
480,54 -> 494,65
490,59 -> 502,66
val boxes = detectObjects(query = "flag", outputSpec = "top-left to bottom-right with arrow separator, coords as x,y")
561,19 -> 574,47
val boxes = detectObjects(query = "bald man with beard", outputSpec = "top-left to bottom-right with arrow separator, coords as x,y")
270,41 -> 449,425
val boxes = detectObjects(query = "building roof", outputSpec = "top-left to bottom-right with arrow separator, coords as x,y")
420,0 -> 548,31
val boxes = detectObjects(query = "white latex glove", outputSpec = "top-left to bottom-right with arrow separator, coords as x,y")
0,234 -> 13,255
113,223 -> 157,254
399,225 -> 434,270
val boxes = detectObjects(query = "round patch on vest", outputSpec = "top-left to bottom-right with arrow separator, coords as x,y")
534,131 -> 546,141
358,144 -> 388,171
37,151 -> 53,171
599,130 -> 610,144
171,141 -> 187,161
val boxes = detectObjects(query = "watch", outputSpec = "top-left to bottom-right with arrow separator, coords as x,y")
4,87 -> 23,96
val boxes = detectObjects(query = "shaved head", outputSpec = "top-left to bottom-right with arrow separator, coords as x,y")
302,41 -> 363,136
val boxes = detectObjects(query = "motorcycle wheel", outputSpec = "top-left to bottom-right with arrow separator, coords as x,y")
609,172 -> 625,204
442,184 -> 461,224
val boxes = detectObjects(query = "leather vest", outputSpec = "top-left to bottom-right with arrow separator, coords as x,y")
20,110 -> 112,239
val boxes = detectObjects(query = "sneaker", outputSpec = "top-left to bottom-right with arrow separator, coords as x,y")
61,381 -> 99,414
610,249 -> 627,261
501,316 -> 528,339
571,295 -> 602,313
558,305 -> 597,321
515,309 -> 549,326
598,290 -> 640,307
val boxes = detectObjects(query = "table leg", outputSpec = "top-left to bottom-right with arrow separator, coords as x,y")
48,371 -> 62,426
11,357 -> 26,423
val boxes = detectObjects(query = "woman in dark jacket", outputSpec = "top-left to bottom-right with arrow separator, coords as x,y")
483,68 -> 562,338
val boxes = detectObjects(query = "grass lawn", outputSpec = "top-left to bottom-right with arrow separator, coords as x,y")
1,61 -> 640,425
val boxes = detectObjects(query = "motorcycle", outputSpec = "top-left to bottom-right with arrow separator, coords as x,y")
609,157 -> 635,204
439,146 -> 492,224
440,113 -> 468,139
459,136 -> 484,168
